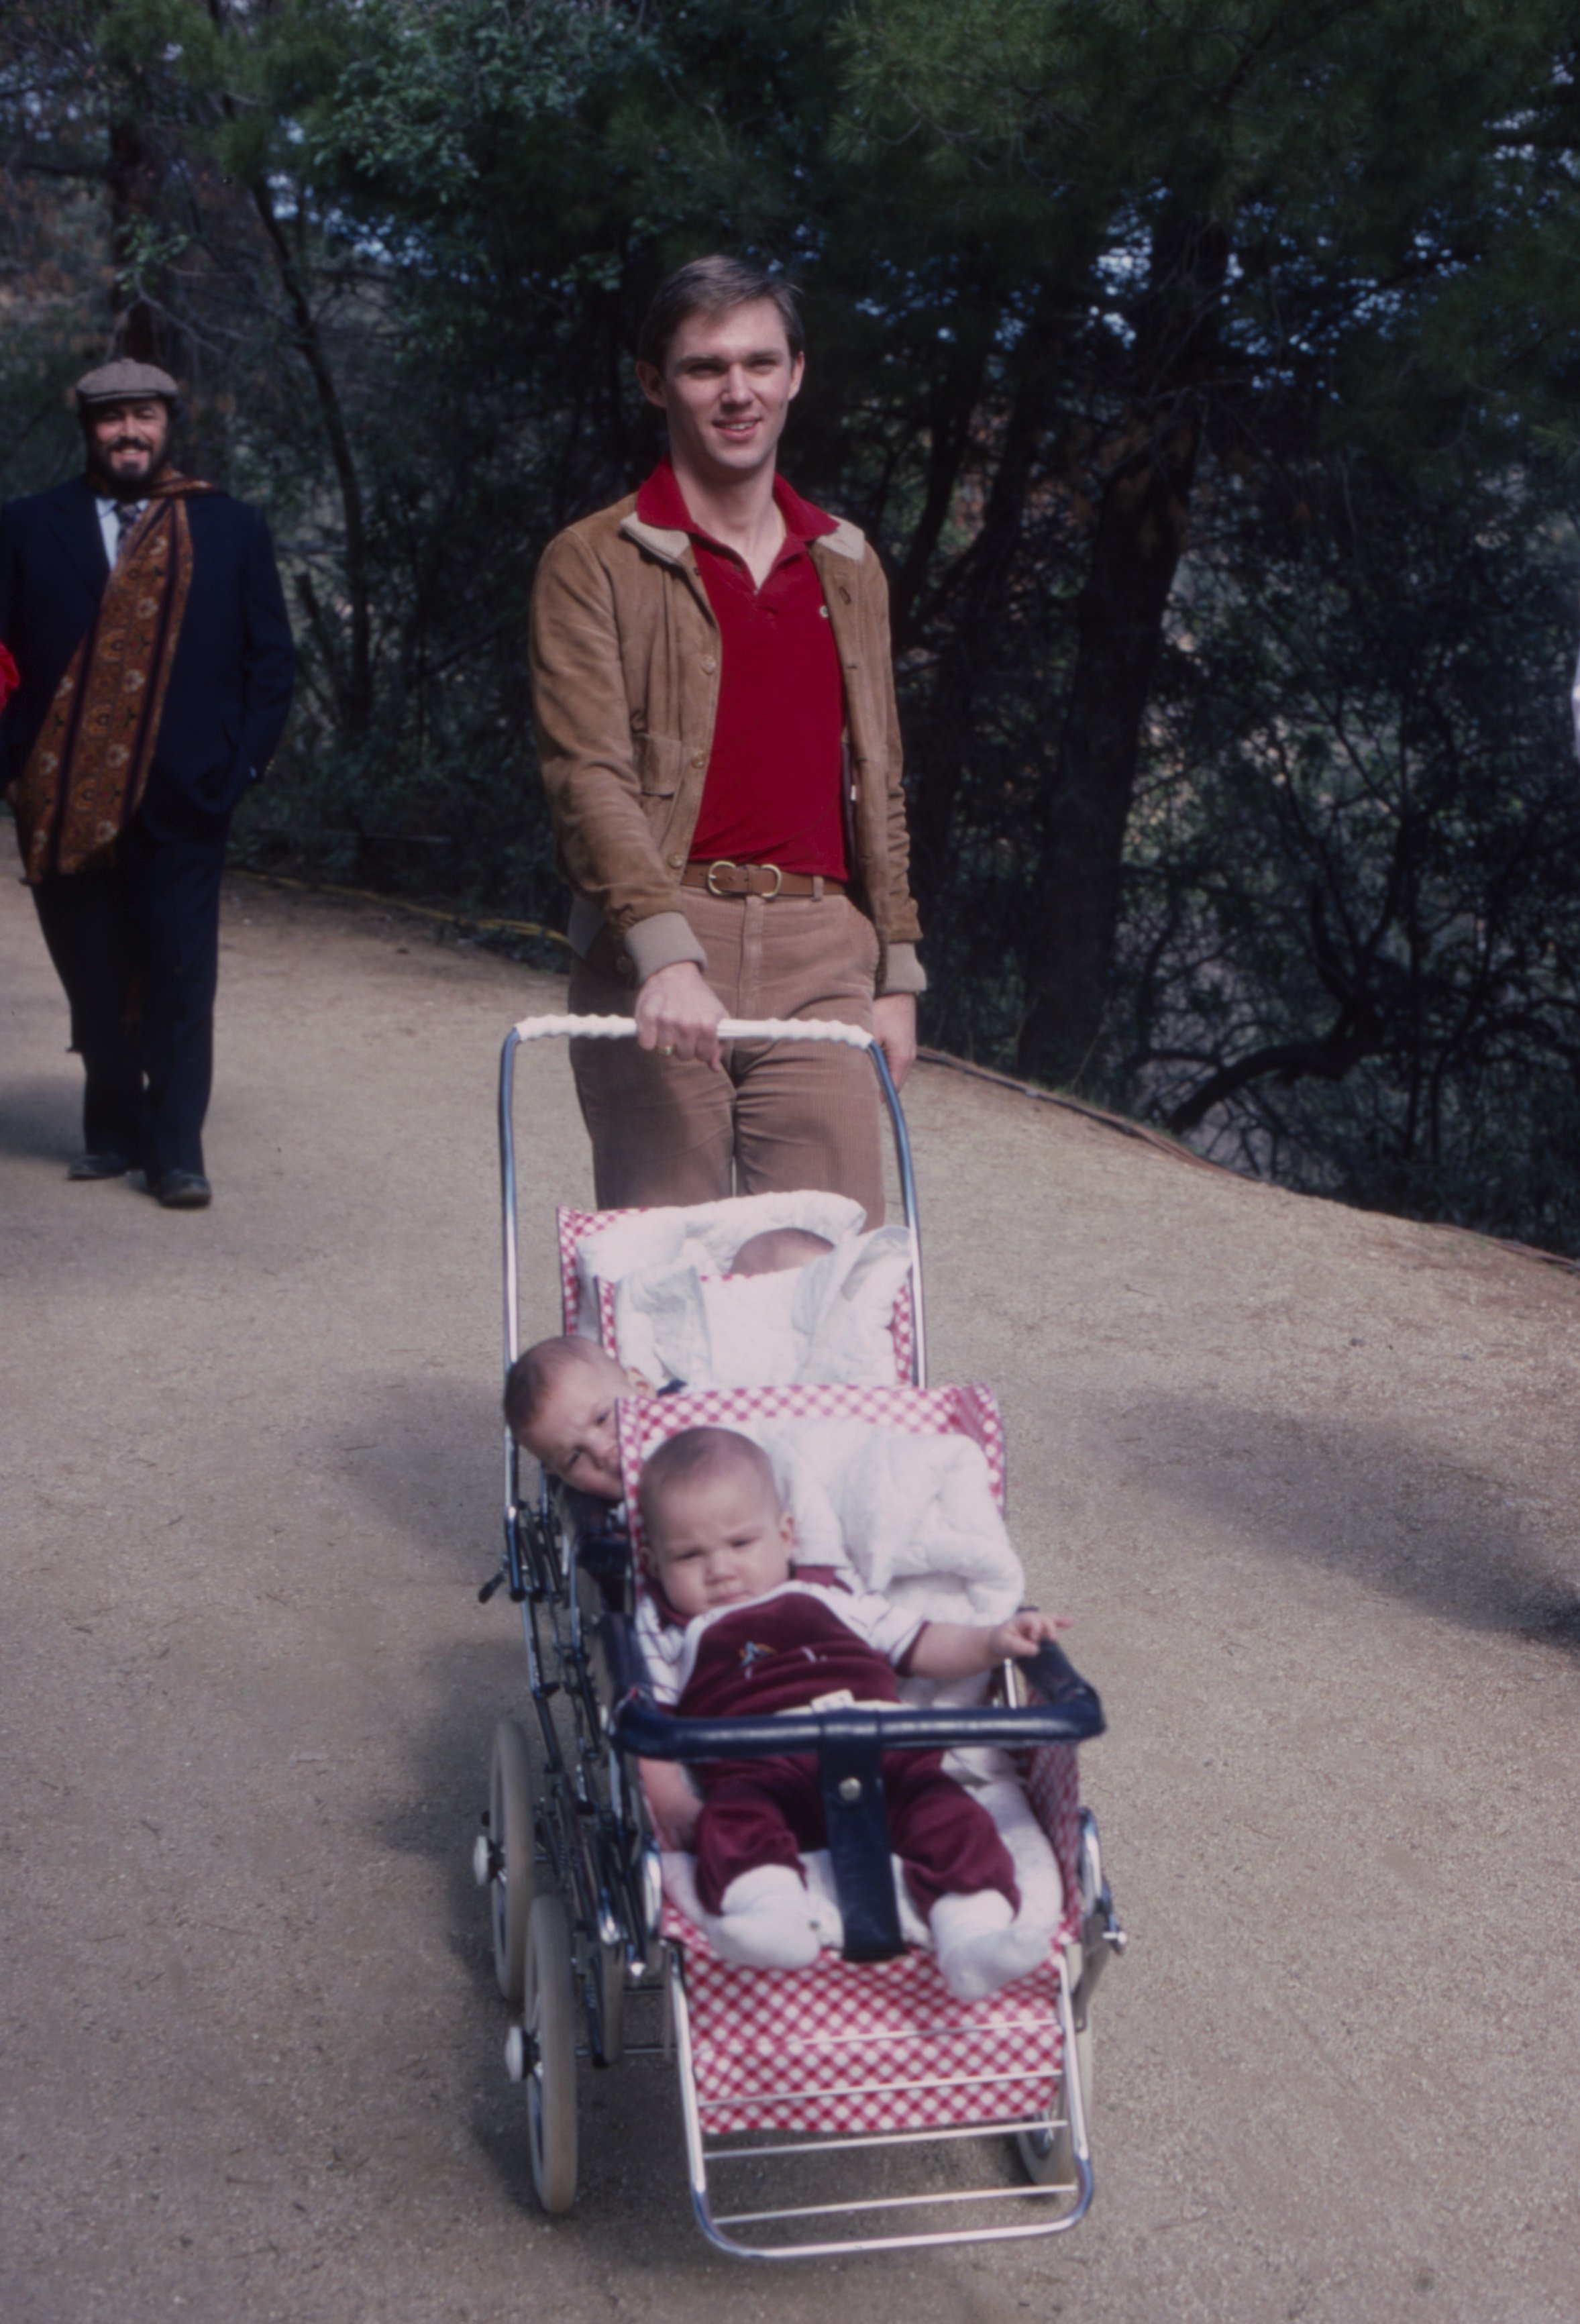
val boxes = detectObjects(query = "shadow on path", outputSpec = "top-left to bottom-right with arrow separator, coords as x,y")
372,1619 -> 737,2270
337,1371 -> 503,1580
1114,1389 -> 1580,1649
0,1075 -> 78,1163
333,1371 -> 731,2258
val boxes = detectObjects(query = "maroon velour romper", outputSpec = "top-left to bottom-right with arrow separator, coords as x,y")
669,1585 -> 1020,1921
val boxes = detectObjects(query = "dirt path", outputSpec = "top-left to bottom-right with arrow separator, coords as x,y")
3,866 -> 1578,2324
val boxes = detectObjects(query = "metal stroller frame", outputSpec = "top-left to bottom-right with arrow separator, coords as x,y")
476,1014 -> 1124,2256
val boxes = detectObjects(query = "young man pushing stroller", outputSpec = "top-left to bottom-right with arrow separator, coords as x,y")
513,256 -> 1067,2003
529,254 -> 925,1226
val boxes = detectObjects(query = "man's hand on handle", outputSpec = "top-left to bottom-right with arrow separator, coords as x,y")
637,962 -> 915,1087
635,959 -> 727,1071
873,993 -> 917,1091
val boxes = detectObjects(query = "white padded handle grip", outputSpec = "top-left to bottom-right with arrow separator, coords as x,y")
509,1012 -> 874,1050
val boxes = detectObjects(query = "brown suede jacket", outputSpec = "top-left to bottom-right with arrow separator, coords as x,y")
528,491 -> 925,995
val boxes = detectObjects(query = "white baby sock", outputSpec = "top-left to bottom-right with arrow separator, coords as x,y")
930,1889 -> 1048,2002
712,1864 -> 822,1970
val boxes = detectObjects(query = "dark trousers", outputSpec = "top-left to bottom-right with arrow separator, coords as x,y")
694,1748 -> 1021,1921
32,817 -> 226,1177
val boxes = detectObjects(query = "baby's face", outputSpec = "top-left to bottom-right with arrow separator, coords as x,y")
648,1469 -> 794,1619
527,1360 -> 634,1500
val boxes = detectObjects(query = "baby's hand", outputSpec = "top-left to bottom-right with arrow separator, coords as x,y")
640,1756 -> 700,1850
991,1609 -> 1071,1661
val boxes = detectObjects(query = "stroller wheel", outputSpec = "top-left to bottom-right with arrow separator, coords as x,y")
524,1893 -> 578,2213
1016,2115 -> 1073,2188
488,1720 -> 534,2005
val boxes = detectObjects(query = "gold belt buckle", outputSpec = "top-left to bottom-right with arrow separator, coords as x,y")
705,859 -> 782,898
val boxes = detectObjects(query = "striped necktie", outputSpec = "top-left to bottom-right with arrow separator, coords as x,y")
113,502 -> 143,563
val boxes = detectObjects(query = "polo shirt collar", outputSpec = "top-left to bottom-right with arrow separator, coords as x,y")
635,458 -> 837,550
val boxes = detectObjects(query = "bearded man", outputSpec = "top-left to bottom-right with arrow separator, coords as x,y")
529,255 -> 924,1224
0,361 -> 294,1207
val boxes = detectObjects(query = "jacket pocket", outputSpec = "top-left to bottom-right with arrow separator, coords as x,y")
633,732 -> 684,796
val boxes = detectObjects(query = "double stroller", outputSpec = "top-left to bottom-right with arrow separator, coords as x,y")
474,1012 -> 1124,2258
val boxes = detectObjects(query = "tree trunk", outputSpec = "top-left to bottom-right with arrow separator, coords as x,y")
1015,213 -> 1228,1089
107,115 -> 180,368
252,176 -> 373,742
903,328 -> 1057,935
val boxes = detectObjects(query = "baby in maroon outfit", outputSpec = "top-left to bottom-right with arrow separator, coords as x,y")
637,1426 -> 1066,1998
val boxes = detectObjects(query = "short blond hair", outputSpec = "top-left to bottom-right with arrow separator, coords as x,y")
503,1335 -> 625,1444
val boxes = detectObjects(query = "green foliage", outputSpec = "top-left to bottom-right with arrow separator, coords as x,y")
4,0 -> 1580,1241
1112,475 -> 1580,1243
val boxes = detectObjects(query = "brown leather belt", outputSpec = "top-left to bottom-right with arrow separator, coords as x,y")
681,859 -> 847,900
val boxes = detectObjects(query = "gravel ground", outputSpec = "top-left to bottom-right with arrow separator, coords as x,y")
3,865 -> 1578,2324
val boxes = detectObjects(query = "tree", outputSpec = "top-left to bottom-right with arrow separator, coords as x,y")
1111,464 -> 1580,1245
837,0 -> 1580,1085
5,0 -> 1580,1246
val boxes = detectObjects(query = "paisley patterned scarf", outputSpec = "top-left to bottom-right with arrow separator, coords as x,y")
12,471 -> 215,884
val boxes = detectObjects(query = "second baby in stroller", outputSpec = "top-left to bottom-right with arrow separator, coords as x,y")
501,1214 -> 876,1497
635,1424 -> 1067,2001
504,1336 -> 650,1503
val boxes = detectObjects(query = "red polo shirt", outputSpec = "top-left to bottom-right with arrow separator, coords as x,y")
635,460 -> 849,880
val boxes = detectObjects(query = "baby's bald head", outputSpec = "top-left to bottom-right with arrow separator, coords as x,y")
729,1227 -> 835,1277
638,1427 -> 794,1617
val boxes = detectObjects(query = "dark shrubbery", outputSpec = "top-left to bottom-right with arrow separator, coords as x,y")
4,0 -> 1580,1245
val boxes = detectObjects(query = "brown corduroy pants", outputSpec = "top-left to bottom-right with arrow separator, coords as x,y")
568,890 -> 885,1224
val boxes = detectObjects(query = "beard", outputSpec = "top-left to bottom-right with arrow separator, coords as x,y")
85,427 -> 171,497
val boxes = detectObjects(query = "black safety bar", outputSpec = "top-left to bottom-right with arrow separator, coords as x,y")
607,1636 -> 1104,1759
606,1636 -> 1102,1961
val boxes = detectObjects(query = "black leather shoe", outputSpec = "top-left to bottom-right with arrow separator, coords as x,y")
67,1152 -> 131,1181
151,1169 -> 213,1210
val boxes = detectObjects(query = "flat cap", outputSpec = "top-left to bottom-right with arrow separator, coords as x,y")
75,359 -> 180,407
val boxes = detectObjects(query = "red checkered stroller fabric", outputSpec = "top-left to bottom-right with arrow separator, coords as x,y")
620,1381 -> 1082,2140
556,1205 -> 917,1385
615,1378 -> 1005,1548
666,1917 -> 1067,2137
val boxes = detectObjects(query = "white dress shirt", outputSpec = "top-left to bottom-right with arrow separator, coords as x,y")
96,495 -> 147,569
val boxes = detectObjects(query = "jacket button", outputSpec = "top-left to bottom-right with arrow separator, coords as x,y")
669,853 -> 684,867
700,655 -> 717,674
690,753 -> 705,768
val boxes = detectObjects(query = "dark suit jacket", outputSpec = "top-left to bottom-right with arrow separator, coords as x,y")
0,474 -> 295,839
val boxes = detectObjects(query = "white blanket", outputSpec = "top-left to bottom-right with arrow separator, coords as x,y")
660,1776 -> 1064,1967
613,1227 -> 912,1388
757,1419 -> 1023,1709
573,1190 -> 868,1335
